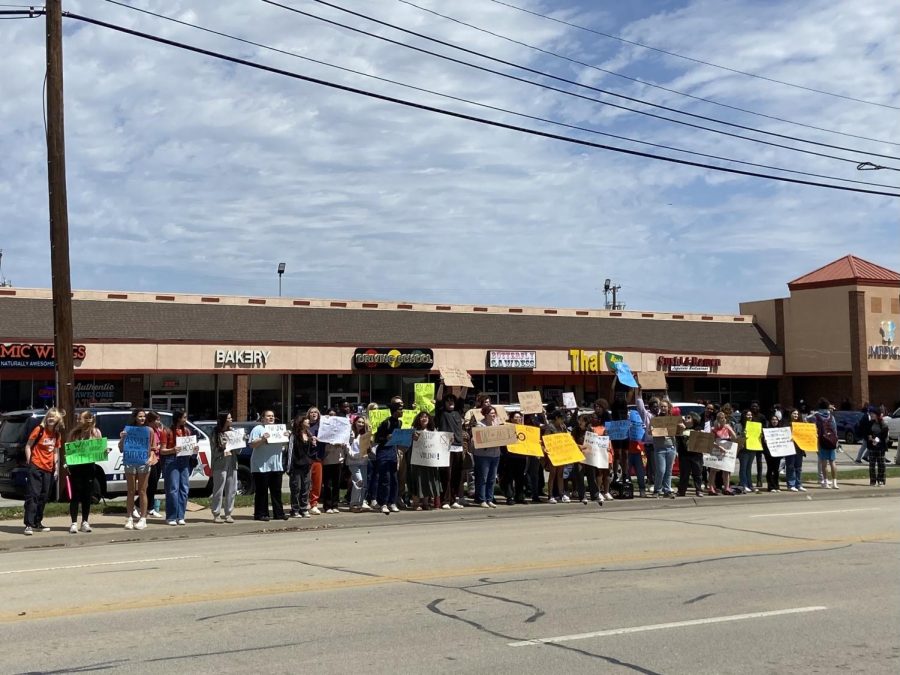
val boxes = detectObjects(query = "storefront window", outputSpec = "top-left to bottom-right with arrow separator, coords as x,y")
292,374 -> 318,415
473,374 -> 511,403
327,374 -> 362,410
217,375 -> 233,415
250,374 -> 286,422
187,374 -> 216,420
74,378 -> 124,408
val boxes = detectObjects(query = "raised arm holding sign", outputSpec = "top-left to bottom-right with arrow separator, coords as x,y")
316,416 -> 352,446
517,391 -> 544,415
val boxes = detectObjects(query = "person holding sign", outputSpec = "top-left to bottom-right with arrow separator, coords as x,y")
473,406 -> 504,508
321,412 -> 348,515
142,411 -> 168,520
249,410 -> 288,522
783,409 -> 806,492
306,407 -> 326,515
571,414 -> 600,504
500,410 -> 528,505
209,411 -> 238,523
435,394 -> 466,509
737,410 -> 759,494
373,401 -> 404,514
346,416 -> 372,512
543,410 -> 570,504
64,411 -> 105,534
645,399 -> 683,499
287,413 -> 315,518
409,411 -> 442,510
676,413 -> 704,497
118,409 -> 157,530
762,413 -> 783,492
162,411 -> 194,525
708,412 -> 737,495
23,407 -> 64,536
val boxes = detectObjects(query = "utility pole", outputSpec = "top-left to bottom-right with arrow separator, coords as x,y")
46,0 -> 75,443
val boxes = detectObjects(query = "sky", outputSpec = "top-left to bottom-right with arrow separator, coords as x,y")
1,0 -> 898,314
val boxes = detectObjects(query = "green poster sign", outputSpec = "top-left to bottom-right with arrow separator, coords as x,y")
65,437 -> 108,465
414,383 -> 436,414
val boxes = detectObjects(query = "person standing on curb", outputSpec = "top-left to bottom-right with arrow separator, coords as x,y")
249,410 -> 288,521
863,406 -> 888,486
813,398 -> 840,489
209,411 -> 237,523
163,410 -> 193,526
288,413 -> 315,518
784,409 -> 806,492
23,407 -> 64,535
347,416 -> 372,512
65,411 -> 104,533
118,408 -> 156,531
436,394 -> 466,509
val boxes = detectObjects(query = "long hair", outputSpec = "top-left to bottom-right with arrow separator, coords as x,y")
41,407 -> 65,432
414,411 -> 434,431
214,410 -> 231,436
67,411 -> 96,442
129,408 -> 147,426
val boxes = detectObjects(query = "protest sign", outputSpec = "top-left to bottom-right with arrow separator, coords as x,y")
687,430 -> 715,453
316,415 -> 352,446
517,391 -> 544,415
650,416 -> 681,437
744,421 -> 763,451
628,420 -> 645,442
122,425 -> 150,466
703,439 -> 738,473
507,425 -> 543,457
614,362 -> 639,388
401,410 -> 418,429
441,367 -> 473,388
606,420 -> 630,441
791,422 -> 818,452
763,426 -> 795,457
472,424 -> 519,449
264,424 -> 289,444
414,383 -> 436,414
368,409 -> 390,434
64,437 -> 107,465
562,392 -> 577,410
385,429 -> 414,447
638,371 -> 667,390
176,435 -> 199,456
224,429 -> 246,453
581,431 -> 610,469
543,432 -> 585,467
358,432 -> 372,453
410,430 -> 452,467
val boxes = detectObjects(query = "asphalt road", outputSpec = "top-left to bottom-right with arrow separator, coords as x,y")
0,493 -> 896,674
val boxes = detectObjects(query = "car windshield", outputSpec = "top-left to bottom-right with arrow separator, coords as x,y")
0,418 -> 33,444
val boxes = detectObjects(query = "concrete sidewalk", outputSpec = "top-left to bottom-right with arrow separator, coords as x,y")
1,476 -> 896,553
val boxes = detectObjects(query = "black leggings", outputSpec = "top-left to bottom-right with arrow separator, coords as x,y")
321,463 -> 342,510
868,448 -> 886,483
68,464 -> 94,522
765,451 -> 781,490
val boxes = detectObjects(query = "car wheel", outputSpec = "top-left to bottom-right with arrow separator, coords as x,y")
237,466 -> 254,496
844,431 -> 856,444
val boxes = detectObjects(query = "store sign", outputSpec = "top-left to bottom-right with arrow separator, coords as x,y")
353,348 -> 434,370
657,356 -> 722,373
75,382 -> 118,403
0,343 -> 86,369
488,350 -> 536,369
214,349 -> 271,367
868,345 -> 900,359
568,349 -> 623,373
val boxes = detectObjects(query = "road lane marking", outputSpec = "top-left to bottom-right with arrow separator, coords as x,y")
749,508 -> 881,518
507,606 -> 828,646
0,555 -> 200,576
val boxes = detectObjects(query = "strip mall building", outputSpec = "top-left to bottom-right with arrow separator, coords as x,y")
0,255 -> 897,420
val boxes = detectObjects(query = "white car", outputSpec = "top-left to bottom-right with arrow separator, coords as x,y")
885,408 -> 900,444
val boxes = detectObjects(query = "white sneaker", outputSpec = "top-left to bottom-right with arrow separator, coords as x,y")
81,522 -> 92,533
310,506 -> 322,515
789,486 -> 798,492
597,493 -> 605,503
369,501 -> 378,509
69,523 -> 78,534
132,508 -> 140,519
389,504 -> 399,512
361,502 -> 372,511
488,502 -> 498,508
124,518 -> 134,530
148,509 -> 163,518
381,504 -> 390,514
480,502 -> 491,508
135,518 -> 147,530
441,503 -> 451,510
604,492 -> 614,501
177,519 -> 186,526
581,497 -> 589,505
832,481 -> 839,490
548,497 -> 557,504
798,486 -> 807,492
167,520 -> 178,526
24,526 -> 33,535
561,494 -> 571,503
451,501 -> 464,509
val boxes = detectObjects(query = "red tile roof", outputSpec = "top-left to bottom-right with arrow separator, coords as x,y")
788,255 -> 900,290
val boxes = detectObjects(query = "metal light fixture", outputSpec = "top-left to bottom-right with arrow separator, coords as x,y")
277,262 -> 286,296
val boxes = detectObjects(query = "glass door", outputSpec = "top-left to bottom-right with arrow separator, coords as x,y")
150,394 -> 187,412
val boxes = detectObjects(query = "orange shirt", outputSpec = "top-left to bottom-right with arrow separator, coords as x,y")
28,425 -> 61,472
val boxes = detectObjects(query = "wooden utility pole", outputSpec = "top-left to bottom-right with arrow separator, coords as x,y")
45,0 -> 75,444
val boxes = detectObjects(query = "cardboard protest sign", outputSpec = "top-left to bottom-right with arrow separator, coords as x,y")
562,392 -> 577,410
264,424 -> 289,444
316,415 -> 352,446
385,429 -> 414,448
744,421 -> 763,451
358,432 -> 372,454
650,416 -> 681,437
763,426 -> 795,457
581,431 -> 610,469
414,383 -> 436,414
517,391 -> 544,415
703,439 -> 738,473
687,430 -> 715,453
176,435 -> 199,456
224,429 -> 246,452
441,367 -> 473,388
507,425 -> 543,457
65,438 -> 107,465
791,422 -> 818,452
605,420 -> 630,441
543,432 -> 585,467
367,409 -> 390,434
614,361 -> 639,388
638,371 -> 667,390
410,430 -> 452,467
472,424 -> 519,449
122,425 -> 150,466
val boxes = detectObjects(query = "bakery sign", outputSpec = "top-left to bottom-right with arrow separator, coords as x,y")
488,350 -> 536,369
0,343 -> 87,369
657,356 -> 722,373
214,349 -> 271,367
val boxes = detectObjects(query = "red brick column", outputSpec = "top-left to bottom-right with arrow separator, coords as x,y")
848,290 -> 869,406
234,374 -> 249,421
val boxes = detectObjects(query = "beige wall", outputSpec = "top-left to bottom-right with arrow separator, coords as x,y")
783,286 -> 853,373
862,285 -> 900,373
739,299 -> 780,346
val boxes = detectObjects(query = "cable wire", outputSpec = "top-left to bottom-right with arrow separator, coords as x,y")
397,0 -> 900,148
60,11 -> 900,198
267,0 -> 900,169
98,0 -> 900,191
487,0 -> 900,112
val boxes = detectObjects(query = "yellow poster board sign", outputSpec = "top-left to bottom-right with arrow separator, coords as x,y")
543,432 -> 585,467
791,422 -> 818,452
507,425 -> 543,457
744,421 -> 763,451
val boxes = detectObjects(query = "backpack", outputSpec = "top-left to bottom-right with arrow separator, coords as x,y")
815,414 -> 839,450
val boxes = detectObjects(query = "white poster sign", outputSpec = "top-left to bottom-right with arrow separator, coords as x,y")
763,427 -> 796,458
223,429 -> 246,453
316,415 -> 352,446
264,424 -> 289,444
176,435 -> 198,456
562,392 -> 577,410
703,439 -> 738,473
410,430 -> 452,467
581,431 -> 610,469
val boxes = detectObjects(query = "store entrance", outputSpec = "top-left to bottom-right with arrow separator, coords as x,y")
150,394 -> 187,412
328,393 -> 359,411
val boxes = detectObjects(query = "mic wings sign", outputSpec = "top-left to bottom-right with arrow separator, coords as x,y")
0,343 -> 87,369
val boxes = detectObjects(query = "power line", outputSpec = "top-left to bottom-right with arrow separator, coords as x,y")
396,0 -> 900,149
487,0 -> 900,112
97,0 -> 900,191
60,11 -> 900,198
270,0 -> 900,169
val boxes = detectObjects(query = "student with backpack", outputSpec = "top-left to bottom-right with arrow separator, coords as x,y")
23,407 -> 64,535
813,398 -> 840,489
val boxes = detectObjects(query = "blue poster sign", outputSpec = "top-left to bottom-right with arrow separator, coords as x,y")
385,429 -> 414,448
606,420 -> 630,441
122,425 -> 150,466
614,362 -> 639,389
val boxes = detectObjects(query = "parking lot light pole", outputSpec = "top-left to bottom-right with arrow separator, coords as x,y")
277,262 -> 286,296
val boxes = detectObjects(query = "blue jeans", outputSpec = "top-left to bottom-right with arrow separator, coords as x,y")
627,453 -> 646,491
474,455 -> 500,504
374,456 -> 398,506
738,450 -> 756,489
349,463 -> 368,507
784,454 -> 803,488
164,456 -> 191,521
654,445 -> 675,494
854,441 -> 868,462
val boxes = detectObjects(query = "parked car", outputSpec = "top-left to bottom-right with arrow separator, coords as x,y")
192,420 -> 258,496
833,410 -> 866,444
0,407 -> 213,500
885,407 -> 900,445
